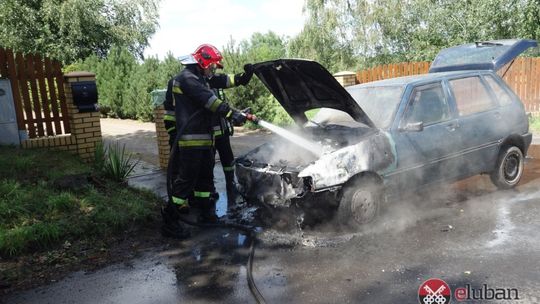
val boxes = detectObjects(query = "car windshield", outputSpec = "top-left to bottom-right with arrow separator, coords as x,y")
346,85 -> 404,129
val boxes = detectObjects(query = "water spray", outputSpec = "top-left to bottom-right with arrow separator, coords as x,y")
240,111 -> 323,157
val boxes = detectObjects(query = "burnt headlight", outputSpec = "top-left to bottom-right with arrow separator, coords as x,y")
303,176 -> 314,192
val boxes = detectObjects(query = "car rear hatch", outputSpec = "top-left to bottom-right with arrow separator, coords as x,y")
429,39 -> 538,73
252,59 -> 375,128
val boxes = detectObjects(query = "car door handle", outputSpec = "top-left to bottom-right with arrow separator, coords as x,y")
493,111 -> 502,119
445,123 -> 459,131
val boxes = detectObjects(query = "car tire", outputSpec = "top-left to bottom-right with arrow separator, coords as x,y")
338,178 -> 381,230
490,145 -> 524,189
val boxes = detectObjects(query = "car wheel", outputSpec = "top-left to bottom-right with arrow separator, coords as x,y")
338,178 -> 381,230
490,145 -> 524,189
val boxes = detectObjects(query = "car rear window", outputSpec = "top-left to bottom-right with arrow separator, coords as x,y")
449,76 -> 496,116
484,75 -> 513,106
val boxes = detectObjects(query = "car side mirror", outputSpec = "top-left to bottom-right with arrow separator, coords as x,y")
400,121 -> 424,132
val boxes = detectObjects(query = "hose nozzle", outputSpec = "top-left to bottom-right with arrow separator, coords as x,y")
238,107 -> 259,124
245,113 -> 259,124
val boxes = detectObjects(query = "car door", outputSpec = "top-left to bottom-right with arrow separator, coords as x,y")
386,82 -> 461,190
446,75 -> 504,175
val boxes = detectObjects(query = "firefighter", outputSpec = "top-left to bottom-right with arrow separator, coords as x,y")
161,44 -> 252,238
163,77 -> 180,196
213,90 -> 250,210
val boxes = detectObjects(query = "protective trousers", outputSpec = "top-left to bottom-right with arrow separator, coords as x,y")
215,135 -> 236,206
168,132 -> 180,181
172,148 -> 215,214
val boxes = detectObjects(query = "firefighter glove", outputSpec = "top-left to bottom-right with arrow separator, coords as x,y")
230,109 -> 247,126
234,63 -> 254,86
216,101 -> 232,116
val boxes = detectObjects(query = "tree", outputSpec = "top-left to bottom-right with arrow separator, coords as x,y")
288,0 -> 357,72
0,0 -> 159,63
64,47 -> 184,121
95,46 -> 137,118
294,0 -> 540,69
222,32 -> 292,124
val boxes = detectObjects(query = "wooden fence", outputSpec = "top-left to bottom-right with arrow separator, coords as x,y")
501,57 -> 540,113
0,47 -> 70,139
356,58 -> 540,113
357,61 -> 431,83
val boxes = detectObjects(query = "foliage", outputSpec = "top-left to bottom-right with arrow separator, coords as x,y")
530,115 -> 540,132
55,0 -> 540,124
65,48 -> 182,120
96,46 -> 137,118
0,0 -> 159,63
292,0 -> 540,70
221,32 -> 291,124
68,33 -> 291,123
93,142 -> 107,172
288,0 -> 358,71
94,141 -> 139,182
0,146 -> 157,257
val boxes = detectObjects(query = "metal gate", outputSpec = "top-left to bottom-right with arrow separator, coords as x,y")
0,79 -> 20,145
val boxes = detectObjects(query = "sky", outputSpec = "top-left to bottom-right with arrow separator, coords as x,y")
143,0 -> 307,59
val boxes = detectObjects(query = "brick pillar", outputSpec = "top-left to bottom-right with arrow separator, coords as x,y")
334,71 -> 358,87
64,72 -> 102,162
155,106 -> 170,169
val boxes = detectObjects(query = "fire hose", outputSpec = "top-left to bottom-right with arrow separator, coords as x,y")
166,109 -> 266,304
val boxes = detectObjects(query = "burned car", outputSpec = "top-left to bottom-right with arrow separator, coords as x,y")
236,39 -> 537,229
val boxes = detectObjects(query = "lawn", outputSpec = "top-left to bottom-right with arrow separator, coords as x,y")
0,146 -> 160,257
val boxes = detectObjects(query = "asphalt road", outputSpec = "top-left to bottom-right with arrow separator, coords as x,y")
6,119 -> 540,304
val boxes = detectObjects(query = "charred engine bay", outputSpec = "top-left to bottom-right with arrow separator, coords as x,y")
236,124 -> 376,209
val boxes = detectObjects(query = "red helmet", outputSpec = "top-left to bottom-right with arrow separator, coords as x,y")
192,44 -> 223,69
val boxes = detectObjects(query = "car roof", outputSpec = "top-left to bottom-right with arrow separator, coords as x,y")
350,70 -> 493,88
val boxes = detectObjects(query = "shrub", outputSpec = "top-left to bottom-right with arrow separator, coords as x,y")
100,142 -> 139,182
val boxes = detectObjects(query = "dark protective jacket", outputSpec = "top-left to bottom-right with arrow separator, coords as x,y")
164,65 -> 237,148
212,89 -> 234,138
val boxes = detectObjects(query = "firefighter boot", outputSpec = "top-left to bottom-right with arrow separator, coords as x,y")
198,194 -> 220,224
160,204 -> 190,239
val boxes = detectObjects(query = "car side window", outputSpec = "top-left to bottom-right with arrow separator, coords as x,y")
405,83 -> 450,126
449,76 -> 497,116
484,75 -> 513,106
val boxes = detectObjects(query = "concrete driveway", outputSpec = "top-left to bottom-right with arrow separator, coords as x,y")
6,119 -> 540,304
99,118 -> 273,176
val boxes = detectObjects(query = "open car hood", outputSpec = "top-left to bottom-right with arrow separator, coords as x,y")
253,59 -> 375,128
429,39 -> 538,73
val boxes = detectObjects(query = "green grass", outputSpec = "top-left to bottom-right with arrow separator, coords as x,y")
0,146 -> 159,257
529,116 -> 540,133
